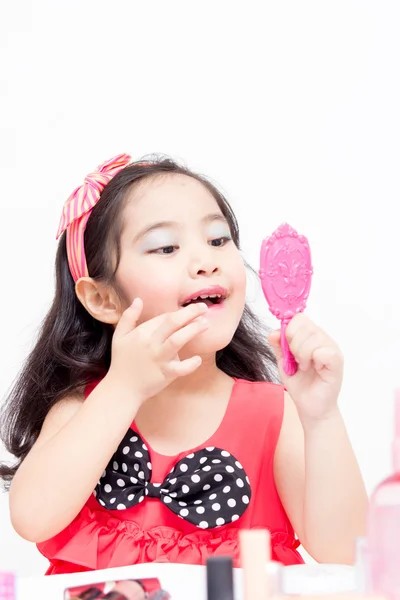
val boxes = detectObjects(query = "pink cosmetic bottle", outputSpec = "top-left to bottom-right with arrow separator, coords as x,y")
0,573 -> 15,600
368,390 -> 400,599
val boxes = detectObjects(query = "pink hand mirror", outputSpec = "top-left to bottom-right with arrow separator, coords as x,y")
259,223 -> 313,376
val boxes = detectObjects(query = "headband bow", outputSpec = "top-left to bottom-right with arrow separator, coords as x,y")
56,153 -> 132,282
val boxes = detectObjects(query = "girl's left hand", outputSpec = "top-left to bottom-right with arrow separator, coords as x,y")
268,314 -> 344,424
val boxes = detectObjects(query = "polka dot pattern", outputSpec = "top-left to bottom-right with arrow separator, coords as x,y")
94,430 -> 251,529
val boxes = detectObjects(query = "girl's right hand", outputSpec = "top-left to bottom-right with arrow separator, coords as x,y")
108,298 -> 209,404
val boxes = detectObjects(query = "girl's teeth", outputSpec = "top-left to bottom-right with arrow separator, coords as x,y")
198,294 -> 221,299
186,293 -> 223,303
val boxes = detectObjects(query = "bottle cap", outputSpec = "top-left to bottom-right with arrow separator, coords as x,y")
206,556 -> 234,600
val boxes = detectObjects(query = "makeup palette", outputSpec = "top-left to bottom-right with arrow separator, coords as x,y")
64,578 -> 168,600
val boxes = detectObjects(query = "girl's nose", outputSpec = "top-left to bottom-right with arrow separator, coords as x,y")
189,249 -> 220,278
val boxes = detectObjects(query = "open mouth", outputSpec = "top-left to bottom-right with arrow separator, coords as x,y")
182,293 -> 226,308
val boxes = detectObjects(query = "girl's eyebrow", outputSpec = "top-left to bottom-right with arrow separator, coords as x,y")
133,213 -> 228,243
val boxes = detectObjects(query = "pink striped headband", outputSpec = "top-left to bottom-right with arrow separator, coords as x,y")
56,154 -> 132,282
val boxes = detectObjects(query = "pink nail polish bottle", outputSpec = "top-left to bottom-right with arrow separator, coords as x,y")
0,573 -> 15,600
368,390 -> 400,598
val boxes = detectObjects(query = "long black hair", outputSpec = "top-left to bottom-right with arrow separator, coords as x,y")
0,156 -> 277,488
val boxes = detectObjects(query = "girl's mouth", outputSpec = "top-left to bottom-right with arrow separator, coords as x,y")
182,293 -> 225,308
181,286 -> 228,309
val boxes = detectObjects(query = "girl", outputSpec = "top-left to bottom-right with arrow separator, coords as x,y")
0,154 -> 367,575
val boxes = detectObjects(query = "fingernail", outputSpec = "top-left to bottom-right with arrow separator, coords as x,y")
193,305 -> 207,314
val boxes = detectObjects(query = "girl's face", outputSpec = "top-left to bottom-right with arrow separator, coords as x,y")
115,174 -> 247,357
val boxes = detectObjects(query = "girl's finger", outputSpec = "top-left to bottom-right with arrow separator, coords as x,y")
288,328 -> 319,358
165,355 -> 203,378
293,333 -> 326,372
312,346 -> 343,377
267,330 -> 280,346
162,318 -> 209,357
285,313 -> 317,344
152,303 -> 208,345
114,298 -> 143,338
268,331 -> 283,364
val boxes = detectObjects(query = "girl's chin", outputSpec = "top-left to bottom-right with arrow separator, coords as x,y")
182,330 -> 235,359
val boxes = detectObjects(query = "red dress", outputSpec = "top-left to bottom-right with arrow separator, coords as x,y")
37,379 -> 303,574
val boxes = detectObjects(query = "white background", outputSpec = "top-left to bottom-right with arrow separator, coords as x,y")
1,0 -> 399,576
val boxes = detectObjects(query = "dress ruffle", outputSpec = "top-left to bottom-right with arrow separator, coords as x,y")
37,506 -> 303,575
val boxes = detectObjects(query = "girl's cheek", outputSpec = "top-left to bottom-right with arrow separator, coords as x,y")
133,276 -> 181,318
231,256 -> 247,288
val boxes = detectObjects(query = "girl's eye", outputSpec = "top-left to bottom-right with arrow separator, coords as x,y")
209,236 -> 231,247
150,245 -> 177,255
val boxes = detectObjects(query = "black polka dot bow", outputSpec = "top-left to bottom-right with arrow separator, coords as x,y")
95,430 -> 252,529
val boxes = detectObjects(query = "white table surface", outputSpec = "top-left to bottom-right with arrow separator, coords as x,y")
16,562 -> 357,600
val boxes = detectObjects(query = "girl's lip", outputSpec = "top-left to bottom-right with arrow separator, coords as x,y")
207,298 -> 226,311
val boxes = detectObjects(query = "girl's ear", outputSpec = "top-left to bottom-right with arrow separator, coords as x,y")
75,277 -> 122,325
